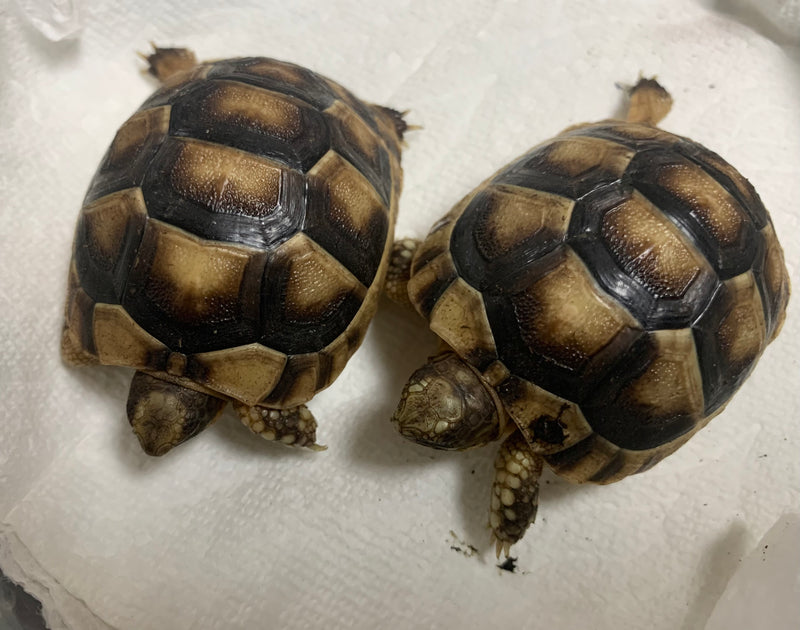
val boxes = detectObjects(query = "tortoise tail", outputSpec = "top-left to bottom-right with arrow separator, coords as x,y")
374,106 -> 416,142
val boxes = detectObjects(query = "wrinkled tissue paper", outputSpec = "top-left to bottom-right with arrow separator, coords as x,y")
1,1 -> 798,629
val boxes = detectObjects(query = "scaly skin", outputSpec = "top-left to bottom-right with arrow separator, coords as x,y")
385,238 -> 420,307
490,429 -> 543,558
127,371 -> 227,456
234,402 -> 326,451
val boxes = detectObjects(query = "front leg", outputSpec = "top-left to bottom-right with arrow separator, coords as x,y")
490,429 -> 544,557
233,402 -> 326,451
384,238 -> 420,307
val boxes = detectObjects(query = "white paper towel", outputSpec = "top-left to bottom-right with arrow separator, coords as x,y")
1,1 -> 798,629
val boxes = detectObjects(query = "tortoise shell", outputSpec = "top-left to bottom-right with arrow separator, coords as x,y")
62,56 -> 404,409
408,120 -> 789,484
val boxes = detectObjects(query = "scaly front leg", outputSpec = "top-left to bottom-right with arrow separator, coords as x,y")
233,402 -> 326,451
490,429 -> 543,558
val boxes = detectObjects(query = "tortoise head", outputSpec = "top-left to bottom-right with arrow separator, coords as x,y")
391,351 -> 505,451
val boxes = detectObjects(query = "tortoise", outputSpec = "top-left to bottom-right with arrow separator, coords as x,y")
390,78 -> 790,556
61,46 -> 407,455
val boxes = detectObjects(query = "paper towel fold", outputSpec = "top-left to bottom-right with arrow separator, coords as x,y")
1,1 -> 798,629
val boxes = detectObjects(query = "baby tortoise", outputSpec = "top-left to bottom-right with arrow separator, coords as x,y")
62,46 -> 407,455
390,79 -> 790,556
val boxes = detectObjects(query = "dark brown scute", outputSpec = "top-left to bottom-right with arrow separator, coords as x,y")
168,80 -> 331,171
120,220 -> 267,354
450,189 -> 570,293
302,156 -> 390,287
413,268 -> 457,321
258,237 -> 366,355
260,353 -> 319,408
140,138 -> 307,249
627,150 -> 758,280
753,223 -> 791,340
205,57 -> 339,111
496,136 -> 632,200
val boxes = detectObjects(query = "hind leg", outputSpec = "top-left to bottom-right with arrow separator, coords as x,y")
139,44 -> 198,82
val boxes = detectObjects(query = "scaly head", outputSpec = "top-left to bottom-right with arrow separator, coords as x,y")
392,351 -> 506,451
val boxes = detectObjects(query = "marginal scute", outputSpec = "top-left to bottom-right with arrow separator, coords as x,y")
571,120 -> 682,149
322,97 -> 392,205
189,343 -> 288,405
759,222 -> 790,340
263,352 -> 321,408
682,142 -> 768,228
92,303 -> 169,369
544,433 -> 689,485
238,58 -> 328,98
140,64 -> 212,109
323,78 -> 379,133
496,377 -> 593,455
412,193 -> 469,275
84,107 -> 172,204
61,264 -> 99,365
318,270 -> 384,389
428,277 -> 498,368
717,272 -> 767,373
482,361 -> 511,388
544,434 -> 620,483
407,252 -> 459,319
166,352 -> 187,377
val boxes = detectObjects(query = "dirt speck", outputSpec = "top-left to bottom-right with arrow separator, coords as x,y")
448,531 -> 478,557
497,557 -> 518,573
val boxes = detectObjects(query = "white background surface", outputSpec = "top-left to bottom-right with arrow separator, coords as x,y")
1,1 -> 798,629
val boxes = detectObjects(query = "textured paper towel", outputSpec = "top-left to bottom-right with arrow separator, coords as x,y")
1,1 -> 798,629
